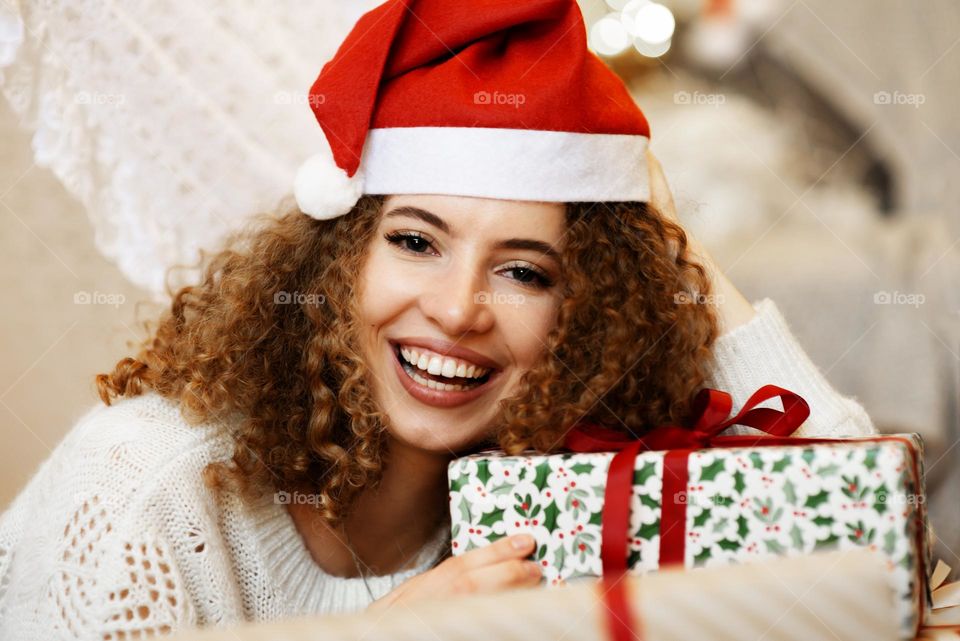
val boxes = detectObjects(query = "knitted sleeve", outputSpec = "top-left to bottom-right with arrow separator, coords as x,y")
0,401 -> 212,640
704,298 -> 878,438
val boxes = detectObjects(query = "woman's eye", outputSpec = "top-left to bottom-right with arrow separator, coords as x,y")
501,264 -> 553,289
384,231 -> 435,254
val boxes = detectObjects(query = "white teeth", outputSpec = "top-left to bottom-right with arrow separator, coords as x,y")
406,367 -> 474,392
397,345 -> 491,379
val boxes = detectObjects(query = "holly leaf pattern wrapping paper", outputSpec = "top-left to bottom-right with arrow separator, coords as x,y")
448,435 -> 929,640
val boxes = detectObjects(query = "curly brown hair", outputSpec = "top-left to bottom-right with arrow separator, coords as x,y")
95,195 -> 720,528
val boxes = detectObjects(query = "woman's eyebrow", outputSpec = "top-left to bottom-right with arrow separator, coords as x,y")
493,238 -> 560,262
384,205 -> 560,261
384,206 -> 448,233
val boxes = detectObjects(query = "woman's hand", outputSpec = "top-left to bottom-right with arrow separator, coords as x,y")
367,533 -> 542,612
646,148 -> 757,334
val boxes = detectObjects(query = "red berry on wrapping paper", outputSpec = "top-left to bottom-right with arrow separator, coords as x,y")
848,483 -> 857,492
515,521 -> 520,527
453,541 -> 459,548
542,560 -> 548,566
521,502 -> 529,510
855,529 -> 863,538
505,470 -> 510,476
774,525 -> 780,532
469,528 -> 475,534
578,543 -> 586,551
571,481 -> 576,487
546,491 -> 551,497
559,533 -> 564,538
577,525 -> 583,531
761,506 -> 769,515
533,519 -> 539,525
572,499 -> 580,507
564,487 -> 568,491
525,520 -> 529,525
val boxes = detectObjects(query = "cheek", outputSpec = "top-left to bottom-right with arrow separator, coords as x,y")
358,248 -> 413,327
498,297 -> 560,368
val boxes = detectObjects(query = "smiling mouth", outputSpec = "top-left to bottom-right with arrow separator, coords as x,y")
392,343 -> 494,392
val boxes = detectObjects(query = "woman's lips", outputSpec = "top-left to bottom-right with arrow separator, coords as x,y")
389,343 -> 502,408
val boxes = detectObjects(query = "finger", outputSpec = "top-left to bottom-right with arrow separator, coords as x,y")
645,148 -> 678,220
449,558 -> 542,596
450,533 -> 536,571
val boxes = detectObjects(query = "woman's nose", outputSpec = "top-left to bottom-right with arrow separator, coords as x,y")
420,264 -> 495,337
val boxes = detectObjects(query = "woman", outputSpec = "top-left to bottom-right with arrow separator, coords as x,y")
0,0 -> 876,638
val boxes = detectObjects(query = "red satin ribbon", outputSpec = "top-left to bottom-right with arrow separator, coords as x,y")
564,384 -> 811,641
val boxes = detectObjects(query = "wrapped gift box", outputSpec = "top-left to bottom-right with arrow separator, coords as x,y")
448,387 -> 932,640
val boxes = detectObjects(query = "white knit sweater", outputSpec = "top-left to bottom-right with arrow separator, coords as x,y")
0,298 -> 876,639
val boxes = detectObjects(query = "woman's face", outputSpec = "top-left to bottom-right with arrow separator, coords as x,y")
357,194 -> 566,454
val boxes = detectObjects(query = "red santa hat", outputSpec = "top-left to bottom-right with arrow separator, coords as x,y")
294,0 -> 652,220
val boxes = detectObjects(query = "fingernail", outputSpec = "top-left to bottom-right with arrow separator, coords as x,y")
511,534 -> 534,549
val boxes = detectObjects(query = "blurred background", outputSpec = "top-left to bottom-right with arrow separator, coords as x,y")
1,0 -> 958,564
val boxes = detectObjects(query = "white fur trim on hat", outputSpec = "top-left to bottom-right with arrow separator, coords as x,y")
293,149 -> 365,220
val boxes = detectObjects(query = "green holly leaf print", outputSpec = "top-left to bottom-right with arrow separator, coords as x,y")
816,463 -> 840,477
542,500 -> 561,533
639,493 -> 660,510
750,452 -> 764,469
487,532 -> 505,544
476,461 -> 493,487
737,514 -> 750,540
464,538 -> 479,552
536,544 -> 547,561
553,543 -> 567,569
814,533 -> 840,551
693,507 -> 712,528
801,449 -> 816,467
883,529 -> 898,556
764,539 -> 786,555
713,495 -> 734,508
812,515 -> 834,528
771,455 -> 791,473
783,479 -> 797,505
588,510 -> 603,526
478,507 -> 504,528
698,458 -> 726,482
789,524 -> 804,550
518,466 -> 528,482
900,552 -> 913,570
637,519 -> 660,540
627,549 -> 642,569
490,483 -> 513,496
458,496 -> 472,524
634,461 -> 658,485
693,547 -> 712,567
712,517 -> 729,534
449,474 -> 469,494
864,447 -> 879,471
571,461 -> 595,475
717,538 -> 740,551
451,523 -> 461,539
874,483 -> 889,515
804,490 -> 830,509
733,469 -> 746,495
533,460 -> 552,490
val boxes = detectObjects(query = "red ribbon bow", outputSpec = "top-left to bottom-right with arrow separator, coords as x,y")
563,384 -> 811,641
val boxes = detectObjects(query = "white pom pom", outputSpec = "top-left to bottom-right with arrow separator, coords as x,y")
293,150 -> 365,220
